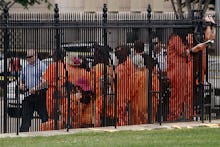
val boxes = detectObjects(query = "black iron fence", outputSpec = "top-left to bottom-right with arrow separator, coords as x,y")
0,3 -> 219,134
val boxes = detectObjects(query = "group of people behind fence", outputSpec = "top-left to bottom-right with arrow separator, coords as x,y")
39,40 -> 160,131
19,15 -> 216,132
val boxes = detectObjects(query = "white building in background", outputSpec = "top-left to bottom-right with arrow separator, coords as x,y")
9,0 -> 173,13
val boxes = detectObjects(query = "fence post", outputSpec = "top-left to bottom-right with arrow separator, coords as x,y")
147,4 -> 153,124
192,9 -> 205,123
102,3 -> 108,127
54,3 -> 60,130
198,10 -> 205,123
3,5 -> 9,133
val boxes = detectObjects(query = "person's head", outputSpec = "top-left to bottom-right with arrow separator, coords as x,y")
93,44 -> 110,65
52,49 -> 64,62
152,36 -> 162,53
26,49 -> 37,65
78,57 -> 90,71
66,52 -> 82,67
134,40 -> 144,53
115,45 -> 130,64
204,15 -> 216,41
172,28 -> 193,45
75,78 -> 92,92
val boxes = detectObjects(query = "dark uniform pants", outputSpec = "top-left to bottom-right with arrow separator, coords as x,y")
20,89 -> 48,132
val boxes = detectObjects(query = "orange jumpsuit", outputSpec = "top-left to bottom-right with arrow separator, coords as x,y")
41,64 -> 92,130
40,60 -> 66,130
67,65 -> 93,126
130,66 -> 159,125
40,90 -> 86,130
67,65 -> 91,84
90,63 -> 114,127
167,34 -> 193,121
42,60 -> 66,119
152,68 -> 160,122
130,67 -> 148,125
115,57 -> 135,126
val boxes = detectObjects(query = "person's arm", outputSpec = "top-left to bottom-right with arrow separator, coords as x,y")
29,61 -> 48,94
38,61 -> 48,90
185,42 -> 208,56
29,78 -> 47,92
29,77 -> 48,94
185,15 -> 216,56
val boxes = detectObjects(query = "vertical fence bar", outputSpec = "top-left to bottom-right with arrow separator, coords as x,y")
3,5 -> 9,133
65,66 -> 70,131
147,4 -> 152,124
198,10 -> 205,123
15,68 -> 19,135
114,67 -> 117,128
205,30 -> 212,123
102,3 -> 108,127
54,3 -> 60,130
199,53 -> 204,123
64,29 -> 71,132
193,9 -> 205,123
158,64 -> 163,125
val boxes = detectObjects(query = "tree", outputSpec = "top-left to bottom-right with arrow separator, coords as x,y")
0,0 -> 52,10
165,0 -> 215,19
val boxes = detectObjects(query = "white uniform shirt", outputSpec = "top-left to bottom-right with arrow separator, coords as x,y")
153,48 -> 167,72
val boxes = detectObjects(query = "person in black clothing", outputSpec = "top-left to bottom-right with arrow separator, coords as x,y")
19,49 -> 48,132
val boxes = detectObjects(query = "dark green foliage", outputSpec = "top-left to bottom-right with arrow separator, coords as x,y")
0,0 -> 52,9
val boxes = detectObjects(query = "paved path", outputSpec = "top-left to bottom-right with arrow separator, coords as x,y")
0,119 -> 220,138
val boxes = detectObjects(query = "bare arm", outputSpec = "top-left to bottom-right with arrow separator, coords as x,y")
185,15 -> 216,56
185,42 -> 207,55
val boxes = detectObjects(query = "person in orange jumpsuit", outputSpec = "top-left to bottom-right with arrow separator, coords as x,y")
167,15 -> 216,121
166,33 -> 193,121
40,81 -> 85,131
115,45 -> 135,126
40,50 -> 66,130
130,56 -> 148,124
90,45 -> 114,127
129,40 -> 159,124
53,78 -> 94,129
115,42 -> 159,126
40,52 -> 93,130
67,52 -> 91,84
66,52 -> 93,127
42,51 -> 66,119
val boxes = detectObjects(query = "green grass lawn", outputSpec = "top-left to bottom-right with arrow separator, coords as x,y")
0,127 -> 220,147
